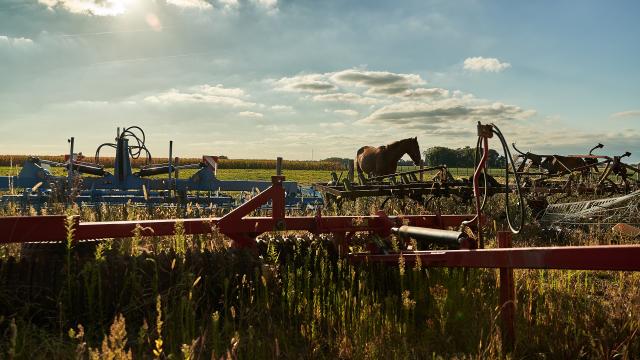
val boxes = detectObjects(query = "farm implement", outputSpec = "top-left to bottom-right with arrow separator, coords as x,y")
314,165 -> 507,207
512,142 -> 640,195
0,126 -> 323,209
315,141 -> 640,222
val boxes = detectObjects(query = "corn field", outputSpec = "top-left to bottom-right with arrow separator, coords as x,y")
0,155 -> 343,171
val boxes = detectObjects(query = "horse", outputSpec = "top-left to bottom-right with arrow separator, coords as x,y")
356,137 -> 422,181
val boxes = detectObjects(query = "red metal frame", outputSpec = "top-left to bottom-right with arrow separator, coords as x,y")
0,175 -> 474,250
348,245 -> 640,271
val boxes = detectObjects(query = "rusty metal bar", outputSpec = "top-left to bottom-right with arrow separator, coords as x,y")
0,212 -> 474,244
349,245 -> 640,271
276,157 -> 283,176
498,231 -> 515,352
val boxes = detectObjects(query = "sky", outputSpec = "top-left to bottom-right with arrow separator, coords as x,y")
0,0 -> 639,161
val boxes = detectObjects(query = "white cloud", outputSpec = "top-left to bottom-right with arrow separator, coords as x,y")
144,84 -> 255,107
166,0 -> 213,10
274,74 -> 337,93
392,87 -> 449,99
320,121 -> 347,128
38,0 -> 129,16
359,98 -> 535,129
252,0 -> 278,13
218,0 -> 239,11
333,109 -> 359,116
238,111 -> 264,118
0,35 -> 34,47
330,69 -> 426,95
611,110 -> 640,119
273,69 -> 432,99
312,93 -> 379,105
271,105 -> 294,112
463,57 -> 511,72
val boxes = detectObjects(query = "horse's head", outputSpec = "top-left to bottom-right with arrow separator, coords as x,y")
407,137 -> 422,165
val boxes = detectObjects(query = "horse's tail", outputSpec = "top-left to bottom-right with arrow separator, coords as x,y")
356,147 -> 366,183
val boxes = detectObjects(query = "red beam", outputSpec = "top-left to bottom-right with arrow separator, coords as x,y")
0,214 -> 475,243
0,216 -> 76,244
349,245 -> 640,271
498,232 -> 515,351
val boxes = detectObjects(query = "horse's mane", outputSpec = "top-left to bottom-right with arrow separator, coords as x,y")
387,138 -> 414,147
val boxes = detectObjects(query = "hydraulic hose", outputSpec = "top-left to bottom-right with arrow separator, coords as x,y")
491,123 -> 525,234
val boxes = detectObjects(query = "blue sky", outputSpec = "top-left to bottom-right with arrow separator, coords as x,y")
0,0 -> 638,161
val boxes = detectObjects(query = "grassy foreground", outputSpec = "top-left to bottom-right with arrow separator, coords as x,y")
0,197 -> 638,359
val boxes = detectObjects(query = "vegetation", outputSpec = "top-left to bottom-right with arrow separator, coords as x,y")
423,146 -> 507,168
0,155 -> 343,171
0,196 -> 638,359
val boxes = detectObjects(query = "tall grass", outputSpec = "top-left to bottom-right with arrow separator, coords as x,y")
0,196 -> 638,358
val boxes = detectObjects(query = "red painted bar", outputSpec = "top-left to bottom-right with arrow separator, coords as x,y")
498,232 -> 515,351
0,215 -> 76,244
349,245 -> 640,271
0,214 -> 475,243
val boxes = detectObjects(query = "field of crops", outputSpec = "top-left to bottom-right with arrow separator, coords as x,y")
0,193 -> 638,359
0,156 -> 343,171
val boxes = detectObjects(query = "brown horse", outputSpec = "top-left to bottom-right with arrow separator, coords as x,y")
356,137 -> 422,180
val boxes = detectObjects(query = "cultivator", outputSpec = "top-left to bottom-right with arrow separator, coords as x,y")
314,140 -> 639,222
513,144 -> 640,195
0,126 -> 323,210
314,165 -> 507,207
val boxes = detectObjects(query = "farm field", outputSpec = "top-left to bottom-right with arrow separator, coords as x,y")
0,165 -> 502,185
0,166 -> 334,185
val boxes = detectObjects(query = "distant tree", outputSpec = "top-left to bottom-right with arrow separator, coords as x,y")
423,146 -> 506,168
423,147 -> 459,166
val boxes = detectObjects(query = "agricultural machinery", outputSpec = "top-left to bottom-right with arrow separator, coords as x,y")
315,137 -> 640,222
512,142 -> 640,195
0,126 -> 323,209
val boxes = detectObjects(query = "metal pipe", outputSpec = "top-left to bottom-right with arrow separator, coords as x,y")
498,231 -> 515,351
168,140 -> 173,197
392,225 -> 469,248
68,137 -> 74,194
464,135 -> 489,248
276,157 -> 283,176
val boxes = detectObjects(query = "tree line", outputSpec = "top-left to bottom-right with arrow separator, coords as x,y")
422,146 -> 506,168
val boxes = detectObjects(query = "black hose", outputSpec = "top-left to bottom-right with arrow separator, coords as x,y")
473,136 -> 489,210
95,143 -> 116,164
491,124 -> 524,234
95,126 -> 153,165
